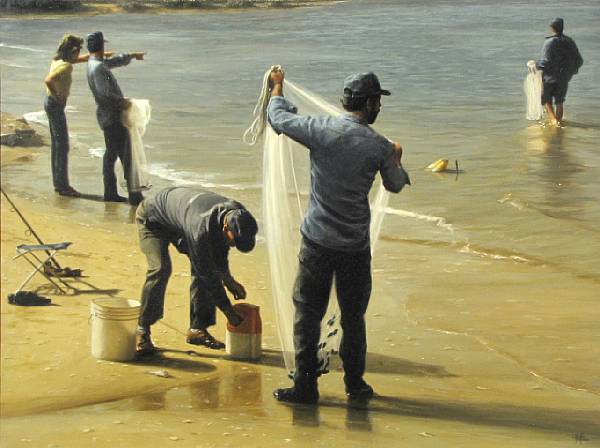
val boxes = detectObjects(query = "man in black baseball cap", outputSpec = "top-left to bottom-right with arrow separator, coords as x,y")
533,18 -> 583,126
135,187 -> 258,355
267,68 -> 410,404
226,209 -> 258,253
86,31 -> 146,205
86,31 -> 107,53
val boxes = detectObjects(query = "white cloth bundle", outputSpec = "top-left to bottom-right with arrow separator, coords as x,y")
121,99 -> 152,192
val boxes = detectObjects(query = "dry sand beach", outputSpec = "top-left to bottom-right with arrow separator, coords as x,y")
1,116 -> 599,447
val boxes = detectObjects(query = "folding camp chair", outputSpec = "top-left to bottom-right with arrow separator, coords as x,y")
13,242 -> 72,294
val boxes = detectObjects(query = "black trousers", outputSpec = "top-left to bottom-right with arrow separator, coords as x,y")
293,236 -> 372,389
102,120 -> 133,199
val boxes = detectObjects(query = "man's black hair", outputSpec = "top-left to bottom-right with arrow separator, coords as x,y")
341,88 -> 369,112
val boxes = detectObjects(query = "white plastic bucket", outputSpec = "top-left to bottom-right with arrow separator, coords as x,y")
90,298 -> 141,361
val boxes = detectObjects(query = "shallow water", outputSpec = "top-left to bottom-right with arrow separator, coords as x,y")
1,0 -> 600,438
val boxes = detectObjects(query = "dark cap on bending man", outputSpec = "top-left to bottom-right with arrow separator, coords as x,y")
227,209 -> 258,253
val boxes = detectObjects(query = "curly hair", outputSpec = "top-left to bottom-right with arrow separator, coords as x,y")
54,34 -> 83,62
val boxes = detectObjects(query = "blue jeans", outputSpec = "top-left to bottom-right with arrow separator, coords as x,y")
44,96 -> 70,191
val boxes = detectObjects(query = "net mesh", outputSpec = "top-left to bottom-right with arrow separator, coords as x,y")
524,63 -> 543,121
121,98 -> 152,192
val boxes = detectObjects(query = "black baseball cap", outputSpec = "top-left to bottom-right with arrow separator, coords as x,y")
227,209 -> 258,253
343,72 -> 391,98
550,18 -> 564,34
86,31 -> 107,52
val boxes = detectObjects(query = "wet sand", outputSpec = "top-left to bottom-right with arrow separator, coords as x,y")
1,130 -> 600,446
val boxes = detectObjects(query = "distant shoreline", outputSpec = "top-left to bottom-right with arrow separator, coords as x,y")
0,0 -> 344,17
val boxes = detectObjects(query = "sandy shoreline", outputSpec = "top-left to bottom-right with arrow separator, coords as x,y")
2,115 -> 600,446
1,113 -> 274,418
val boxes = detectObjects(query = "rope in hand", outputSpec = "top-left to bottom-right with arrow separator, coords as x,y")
242,65 -> 284,146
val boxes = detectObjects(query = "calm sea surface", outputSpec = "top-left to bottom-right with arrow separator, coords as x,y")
1,0 -> 599,390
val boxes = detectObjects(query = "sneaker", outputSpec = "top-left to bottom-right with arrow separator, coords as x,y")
136,330 -> 156,356
345,379 -> 374,400
273,385 -> 319,405
186,328 -> 225,350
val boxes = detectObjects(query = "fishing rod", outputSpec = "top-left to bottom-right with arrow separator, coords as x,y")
0,187 -> 62,269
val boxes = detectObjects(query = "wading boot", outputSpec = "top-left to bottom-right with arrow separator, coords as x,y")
345,378 -> 374,401
136,329 -> 156,356
128,192 -> 144,206
273,376 -> 319,405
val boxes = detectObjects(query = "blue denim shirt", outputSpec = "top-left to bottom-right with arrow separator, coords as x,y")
268,95 -> 410,252
536,34 -> 583,84
86,54 -> 133,129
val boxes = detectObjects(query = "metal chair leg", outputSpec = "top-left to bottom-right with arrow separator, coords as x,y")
14,251 -> 66,294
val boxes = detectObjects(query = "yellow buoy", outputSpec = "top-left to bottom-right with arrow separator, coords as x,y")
426,159 -> 449,173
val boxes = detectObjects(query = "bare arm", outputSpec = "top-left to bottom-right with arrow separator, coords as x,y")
44,73 -> 58,98
270,68 -> 284,97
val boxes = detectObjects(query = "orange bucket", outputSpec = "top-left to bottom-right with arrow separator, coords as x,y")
226,303 -> 262,360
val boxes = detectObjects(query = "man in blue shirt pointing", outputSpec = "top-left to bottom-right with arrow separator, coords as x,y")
267,69 -> 410,404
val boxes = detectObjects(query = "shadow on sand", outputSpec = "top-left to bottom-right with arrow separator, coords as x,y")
176,348 -> 455,378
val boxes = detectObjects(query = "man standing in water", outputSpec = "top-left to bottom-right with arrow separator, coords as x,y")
535,18 -> 583,126
267,69 -> 410,403
86,31 -> 145,205
135,187 -> 258,355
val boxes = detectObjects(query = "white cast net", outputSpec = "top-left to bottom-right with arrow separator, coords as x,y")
524,62 -> 543,121
245,69 -> 390,376
121,98 -> 152,192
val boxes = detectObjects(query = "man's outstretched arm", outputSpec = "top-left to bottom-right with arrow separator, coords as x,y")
104,52 -> 144,68
267,67 -> 320,149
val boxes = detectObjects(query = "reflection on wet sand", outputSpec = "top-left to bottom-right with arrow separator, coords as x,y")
345,400 -> 373,432
117,366 -> 262,413
291,404 -> 321,428
524,124 -> 586,220
193,348 -> 455,378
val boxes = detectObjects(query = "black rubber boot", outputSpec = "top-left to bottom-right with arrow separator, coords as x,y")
273,386 -> 319,405
128,192 -> 144,206
345,378 -> 374,400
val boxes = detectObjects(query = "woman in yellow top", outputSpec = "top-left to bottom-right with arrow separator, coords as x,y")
44,34 -> 113,197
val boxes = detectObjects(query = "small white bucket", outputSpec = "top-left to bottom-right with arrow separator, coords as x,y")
225,303 -> 262,360
90,298 -> 141,361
